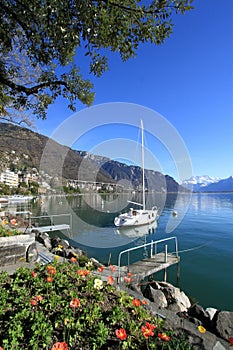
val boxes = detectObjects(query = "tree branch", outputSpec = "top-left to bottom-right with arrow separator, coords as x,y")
0,73 -> 68,95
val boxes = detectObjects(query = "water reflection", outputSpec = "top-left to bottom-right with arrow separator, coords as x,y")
115,220 -> 157,238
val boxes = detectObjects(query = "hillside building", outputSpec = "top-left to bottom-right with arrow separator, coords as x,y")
0,169 -> 19,188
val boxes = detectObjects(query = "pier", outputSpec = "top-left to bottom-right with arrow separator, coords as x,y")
27,214 -> 72,236
117,237 -> 180,283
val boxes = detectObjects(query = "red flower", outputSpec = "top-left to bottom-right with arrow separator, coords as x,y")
31,271 -> 37,278
141,299 -> 147,305
132,298 -> 141,307
70,256 -> 77,263
127,272 -> 133,277
46,276 -> 53,283
51,342 -> 68,350
77,269 -> 90,276
229,337 -> 233,346
145,322 -> 156,331
124,276 -> 133,284
107,275 -> 114,285
109,265 -> 116,272
0,347 -> 4,350
141,322 -> 156,339
141,326 -> 154,339
115,328 -> 127,340
70,298 -> 81,308
47,265 -> 56,275
30,299 -> 37,306
158,333 -> 170,341
98,266 -> 105,272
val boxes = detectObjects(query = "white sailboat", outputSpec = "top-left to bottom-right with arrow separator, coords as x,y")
114,120 -> 159,228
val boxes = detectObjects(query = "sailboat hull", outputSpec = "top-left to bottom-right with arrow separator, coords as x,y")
114,207 -> 159,228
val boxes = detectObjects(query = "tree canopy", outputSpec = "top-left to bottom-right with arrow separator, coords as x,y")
0,0 -> 193,124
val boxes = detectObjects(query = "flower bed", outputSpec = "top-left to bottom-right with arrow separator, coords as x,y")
0,260 -> 193,349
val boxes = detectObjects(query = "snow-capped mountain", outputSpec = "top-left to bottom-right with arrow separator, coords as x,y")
182,175 -> 221,191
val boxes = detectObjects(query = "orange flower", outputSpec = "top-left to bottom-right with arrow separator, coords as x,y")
51,342 -> 68,350
141,299 -> 147,305
77,269 -> 90,276
98,266 -> 105,272
109,265 -> 116,272
46,276 -> 53,283
158,333 -> 170,341
47,265 -> 56,275
70,298 -> 81,308
70,256 -> 77,263
107,275 -> 114,285
127,272 -> 133,277
229,337 -> 233,346
31,271 -> 37,278
132,298 -> 141,307
115,328 -> 127,340
35,295 -> 43,302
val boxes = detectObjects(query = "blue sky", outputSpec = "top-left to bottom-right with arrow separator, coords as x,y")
36,0 -> 233,183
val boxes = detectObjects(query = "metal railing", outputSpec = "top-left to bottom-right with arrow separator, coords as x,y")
29,213 -> 72,231
117,236 -> 178,281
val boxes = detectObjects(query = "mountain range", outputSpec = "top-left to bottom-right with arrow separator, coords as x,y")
182,175 -> 233,192
0,122 -> 185,193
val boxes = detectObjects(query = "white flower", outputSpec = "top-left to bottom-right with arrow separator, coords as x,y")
94,278 -> 103,290
85,261 -> 93,268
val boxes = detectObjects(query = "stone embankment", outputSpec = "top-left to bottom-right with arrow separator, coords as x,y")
1,230 -> 232,350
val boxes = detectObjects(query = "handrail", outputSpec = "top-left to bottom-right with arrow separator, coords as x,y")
117,236 -> 178,281
29,213 -> 72,231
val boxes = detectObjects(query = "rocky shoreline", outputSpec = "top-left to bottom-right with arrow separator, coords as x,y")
1,230 -> 232,350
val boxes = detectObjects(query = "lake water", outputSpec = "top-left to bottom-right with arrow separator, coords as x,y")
12,192 -> 233,311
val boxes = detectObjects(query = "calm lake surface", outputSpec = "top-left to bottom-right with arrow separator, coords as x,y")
15,192 -> 233,311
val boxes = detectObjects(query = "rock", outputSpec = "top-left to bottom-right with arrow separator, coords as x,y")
188,304 -> 211,327
156,281 -> 191,312
213,341 -> 227,350
34,230 -> 52,251
145,285 -> 168,308
206,307 -> 218,321
215,311 -> 233,341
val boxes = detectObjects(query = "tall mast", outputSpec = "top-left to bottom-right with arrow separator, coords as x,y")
141,119 -> 145,210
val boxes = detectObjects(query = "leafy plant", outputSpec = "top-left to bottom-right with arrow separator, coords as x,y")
0,260 -> 193,349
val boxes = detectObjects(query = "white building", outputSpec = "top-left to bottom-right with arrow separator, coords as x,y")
0,169 -> 19,188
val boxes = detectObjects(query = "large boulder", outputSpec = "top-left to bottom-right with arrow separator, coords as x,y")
215,311 -> 233,342
153,281 -> 191,312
